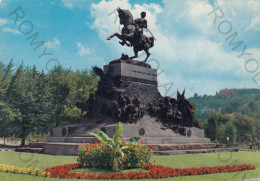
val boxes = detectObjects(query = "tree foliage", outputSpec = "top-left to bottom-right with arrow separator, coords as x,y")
205,112 -> 257,146
0,60 -> 98,145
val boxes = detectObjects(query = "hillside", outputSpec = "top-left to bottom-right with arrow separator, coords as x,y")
189,88 -> 260,121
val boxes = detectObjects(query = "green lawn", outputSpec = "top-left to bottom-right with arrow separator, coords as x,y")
0,151 -> 259,181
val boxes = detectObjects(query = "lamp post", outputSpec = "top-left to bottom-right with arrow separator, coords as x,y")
226,136 -> 230,147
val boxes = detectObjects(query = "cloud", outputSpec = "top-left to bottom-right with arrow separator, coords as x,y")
90,0 -> 260,97
212,0 -> 260,33
247,16 -> 260,32
62,1 -> 73,9
0,18 -> 8,26
2,27 -> 21,35
45,38 -> 61,49
60,0 -> 88,9
0,0 -> 5,8
77,42 -> 93,56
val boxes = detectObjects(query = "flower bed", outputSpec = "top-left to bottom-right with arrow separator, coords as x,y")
0,164 -> 48,177
44,163 -> 256,179
77,142 -> 153,170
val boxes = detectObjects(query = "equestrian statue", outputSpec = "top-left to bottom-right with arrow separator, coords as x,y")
107,7 -> 155,62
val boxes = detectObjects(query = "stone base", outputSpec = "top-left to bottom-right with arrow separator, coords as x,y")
104,61 -> 157,86
43,143 -> 80,156
152,148 -> 239,155
51,115 -> 210,144
15,142 -> 238,156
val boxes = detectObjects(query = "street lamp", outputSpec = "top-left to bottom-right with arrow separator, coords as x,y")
226,136 -> 230,147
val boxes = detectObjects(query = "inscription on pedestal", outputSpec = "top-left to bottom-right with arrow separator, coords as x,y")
104,62 -> 157,86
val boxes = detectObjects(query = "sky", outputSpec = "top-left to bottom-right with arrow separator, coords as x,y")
0,0 -> 260,98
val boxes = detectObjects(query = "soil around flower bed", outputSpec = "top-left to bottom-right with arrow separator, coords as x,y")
44,163 -> 256,180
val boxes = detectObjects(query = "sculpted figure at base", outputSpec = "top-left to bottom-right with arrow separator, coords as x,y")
111,94 -> 144,123
149,90 -> 194,128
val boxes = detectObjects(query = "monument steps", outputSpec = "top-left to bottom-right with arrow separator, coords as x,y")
153,148 -> 239,155
46,136 -> 97,143
15,147 -> 44,154
146,143 -> 226,151
70,134 -> 95,137
15,135 -> 227,156
15,142 -> 234,156
29,142 -> 46,148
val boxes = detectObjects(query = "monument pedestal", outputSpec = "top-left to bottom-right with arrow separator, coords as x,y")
16,56 -> 233,156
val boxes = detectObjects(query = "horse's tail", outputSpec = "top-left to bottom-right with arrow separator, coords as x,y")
149,37 -> 154,48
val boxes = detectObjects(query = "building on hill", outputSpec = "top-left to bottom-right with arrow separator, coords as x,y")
219,88 -> 236,97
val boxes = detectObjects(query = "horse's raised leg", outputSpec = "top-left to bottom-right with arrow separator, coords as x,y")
107,33 -> 122,41
143,47 -> 150,62
120,35 -> 131,47
130,48 -> 138,59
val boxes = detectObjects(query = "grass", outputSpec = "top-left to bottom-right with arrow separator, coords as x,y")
0,151 -> 259,181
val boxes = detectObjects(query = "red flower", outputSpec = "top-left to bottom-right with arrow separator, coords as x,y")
77,148 -> 79,152
44,163 -> 256,179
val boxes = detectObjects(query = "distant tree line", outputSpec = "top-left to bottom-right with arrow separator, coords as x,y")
0,60 -> 98,145
189,89 -> 260,121
190,90 -> 260,147
204,112 -> 260,147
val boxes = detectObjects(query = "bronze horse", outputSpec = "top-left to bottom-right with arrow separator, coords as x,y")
107,8 -> 154,62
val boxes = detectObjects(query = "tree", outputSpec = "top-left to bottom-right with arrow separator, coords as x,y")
232,113 -> 255,143
48,66 -> 98,128
194,93 -> 198,98
5,64 -> 51,145
205,113 -> 231,141
225,121 -> 237,146
0,60 -> 14,101
206,113 -> 236,146
0,101 -> 20,139
0,61 -> 17,139
189,101 -> 201,128
216,121 -> 236,146
250,112 -> 260,140
0,60 -> 100,143
248,102 -> 257,112
49,66 -> 73,127
6,64 -> 27,145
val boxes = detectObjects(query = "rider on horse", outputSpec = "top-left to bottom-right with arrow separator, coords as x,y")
107,8 -> 155,62
132,12 -> 152,47
134,12 -> 147,35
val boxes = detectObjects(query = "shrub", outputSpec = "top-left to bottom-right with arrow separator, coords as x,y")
77,141 -> 153,170
86,122 -> 152,172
